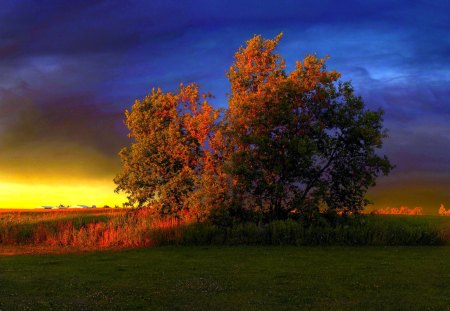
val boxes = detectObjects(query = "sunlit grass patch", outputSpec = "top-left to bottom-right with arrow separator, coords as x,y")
1,209 -> 450,253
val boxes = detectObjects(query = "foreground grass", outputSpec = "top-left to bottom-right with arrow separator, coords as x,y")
1,246 -> 450,310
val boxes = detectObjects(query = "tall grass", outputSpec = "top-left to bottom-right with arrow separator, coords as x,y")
0,209 -> 150,247
149,216 -> 449,246
1,209 -> 450,249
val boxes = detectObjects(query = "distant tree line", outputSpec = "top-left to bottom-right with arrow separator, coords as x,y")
114,34 -> 392,223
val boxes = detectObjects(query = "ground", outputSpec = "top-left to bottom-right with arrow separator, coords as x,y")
1,246 -> 450,310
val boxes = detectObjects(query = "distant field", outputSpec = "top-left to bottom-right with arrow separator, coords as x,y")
1,246 -> 450,310
0,207 -> 127,213
0,207 -> 128,222
0,207 -> 127,228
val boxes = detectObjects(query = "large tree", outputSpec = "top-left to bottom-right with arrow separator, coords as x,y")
115,34 -> 392,221
224,34 -> 392,218
114,83 -> 220,219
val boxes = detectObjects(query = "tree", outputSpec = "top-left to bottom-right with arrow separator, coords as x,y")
115,33 -> 393,221
114,83 -> 220,219
223,34 -> 392,219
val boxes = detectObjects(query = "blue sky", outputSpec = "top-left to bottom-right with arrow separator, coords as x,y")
0,0 -> 449,210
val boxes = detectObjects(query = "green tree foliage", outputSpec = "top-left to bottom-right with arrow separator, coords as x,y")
115,34 -> 393,221
224,34 -> 392,219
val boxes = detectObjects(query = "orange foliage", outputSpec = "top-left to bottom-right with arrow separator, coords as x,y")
371,206 -> 423,215
438,204 -> 450,216
115,82 -> 224,220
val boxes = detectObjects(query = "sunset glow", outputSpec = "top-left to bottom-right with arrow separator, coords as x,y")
0,178 -> 126,209
0,1 -> 449,211
2,3 -> 450,311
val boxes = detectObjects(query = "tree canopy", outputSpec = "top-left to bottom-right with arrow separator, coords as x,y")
114,84 -> 221,219
115,33 -> 393,221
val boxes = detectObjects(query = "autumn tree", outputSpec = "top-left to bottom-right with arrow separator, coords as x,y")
223,34 -> 392,219
114,83 -> 220,219
115,33 -> 392,222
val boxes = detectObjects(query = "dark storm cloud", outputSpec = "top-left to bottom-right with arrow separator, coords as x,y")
0,89 -> 125,155
0,0 -> 181,59
0,79 -> 127,180
0,0 -> 449,208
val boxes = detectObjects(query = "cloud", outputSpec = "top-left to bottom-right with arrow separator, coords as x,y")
0,59 -> 127,182
0,0 -> 449,208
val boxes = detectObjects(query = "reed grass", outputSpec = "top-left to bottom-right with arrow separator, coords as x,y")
1,209 -> 450,250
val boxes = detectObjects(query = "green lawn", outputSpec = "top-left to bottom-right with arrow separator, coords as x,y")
1,246 -> 450,310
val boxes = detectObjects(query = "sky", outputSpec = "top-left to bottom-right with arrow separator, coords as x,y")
0,0 -> 449,212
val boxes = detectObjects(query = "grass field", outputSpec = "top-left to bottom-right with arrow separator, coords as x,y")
1,246 -> 450,310
2,211 -> 450,309
1,208 -> 450,250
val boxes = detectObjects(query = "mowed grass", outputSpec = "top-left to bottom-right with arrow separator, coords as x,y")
1,246 -> 450,310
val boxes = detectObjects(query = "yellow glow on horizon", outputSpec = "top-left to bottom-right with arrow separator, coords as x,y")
0,179 -> 127,209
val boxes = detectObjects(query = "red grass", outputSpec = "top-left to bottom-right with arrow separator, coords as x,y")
0,207 -> 185,253
370,206 -> 423,215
